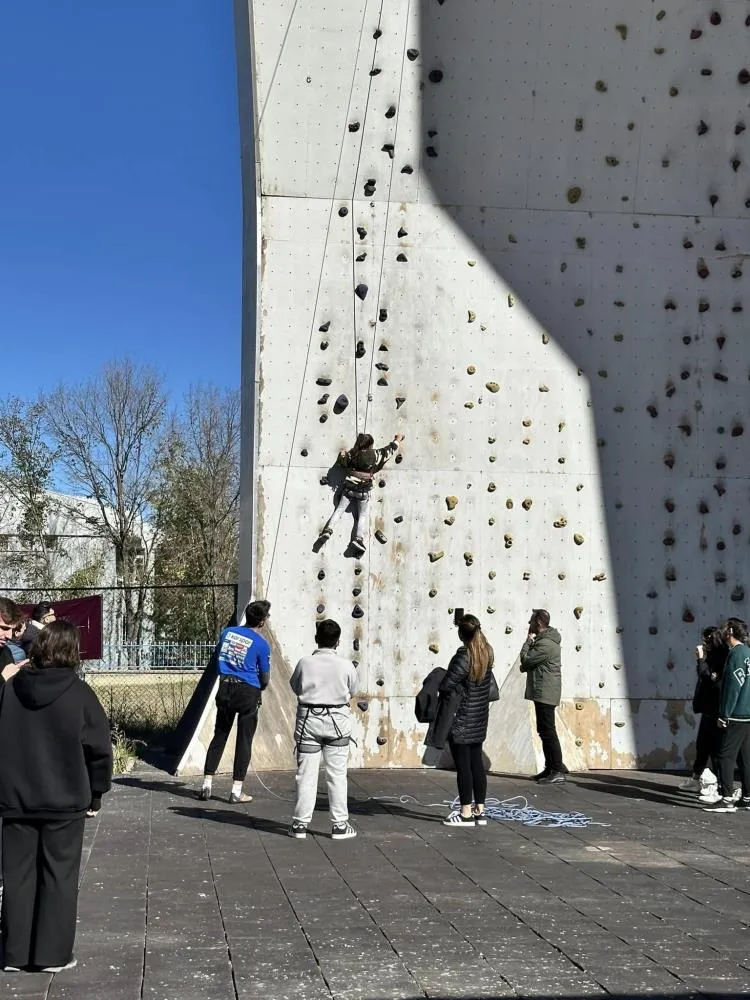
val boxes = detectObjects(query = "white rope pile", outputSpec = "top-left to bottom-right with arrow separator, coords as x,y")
378,793 -> 609,828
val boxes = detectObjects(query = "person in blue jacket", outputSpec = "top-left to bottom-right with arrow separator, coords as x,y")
199,600 -> 271,804
704,618 -> 750,813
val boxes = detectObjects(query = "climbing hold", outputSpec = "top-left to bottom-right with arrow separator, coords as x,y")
428,69 -> 443,83
395,397 -> 406,409
464,401 -> 474,409
488,517 -> 495,526
428,643 -> 440,655
732,424 -> 744,437
428,551 -> 444,563
374,530 -> 387,545
486,382 -> 500,393
467,259 -> 476,267
445,496 -> 458,511
522,498 -> 532,511
352,605 -> 364,619
697,120 -> 709,136
375,678 -> 384,686
429,589 -> 437,598
319,414 -> 328,423
574,118 -> 584,132
553,517 -> 568,528
714,482 -> 726,497
355,284 -> 368,300
615,24 -> 627,40
356,341 -> 366,359
594,80 -> 607,92
488,571 -> 496,580
593,573 -> 607,582
397,227 -> 408,239
709,195 -> 718,208
375,362 -> 389,371
573,534 -> 584,545
364,179 -> 376,196
333,395 -> 349,414
369,68 -> 381,77
714,372 -> 728,382
319,321 -> 331,334
468,310 -> 476,323
317,394 -> 329,405
664,299 -> 676,310
385,105 -> 396,119
542,333 -> 550,345
690,28 -> 702,39
316,377 -> 332,387
357,701 -> 368,712
378,309 -> 388,324
504,534 -> 513,549
355,253 -> 366,262
701,68 -> 713,76
377,377 -> 388,387
393,514 -> 403,524
733,523 -> 742,535
739,69 -> 750,85
731,586 -> 745,602
487,483 -> 496,493
407,48 -> 419,61
508,294 -> 515,307
567,186 -> 582,203
665,499 -> 676,513
348,122 -> 360,133
401,164 -> 413,174
508,234 -> 518,243
538,384 -> 549,393
574,607 -> 583,620
426,146 -> 438,158
376,736 -> 387,746
301,449 -> 308,458
464,552 -> 473,566
697,259 -> 709,279
505,499 -> 513,509
605,156 -> 620,167
683,609 -> 695,623
338,207 -> 349,218
317,604 -> 325,614
396,253 -> 408,262
382,144 -> 394,159
466,365 -> 476,375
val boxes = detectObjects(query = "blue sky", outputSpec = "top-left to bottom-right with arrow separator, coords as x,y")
0,3 -> 241,403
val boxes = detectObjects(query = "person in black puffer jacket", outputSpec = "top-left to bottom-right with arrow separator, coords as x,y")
691,625 -> 728,798
438,614 -> 495,827
0,621 -> 112,974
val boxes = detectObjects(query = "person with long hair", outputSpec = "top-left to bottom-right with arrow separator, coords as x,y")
0,621 -> 112,973
690,625 -> 728,803
319,431 -> 403,554
438,614 -> 496,826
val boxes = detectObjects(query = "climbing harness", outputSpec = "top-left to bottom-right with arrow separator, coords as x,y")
294,705 -> 356,756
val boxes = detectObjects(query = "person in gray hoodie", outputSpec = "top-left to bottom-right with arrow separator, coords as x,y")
519,609 -> 567,784
288,619 -> 358,840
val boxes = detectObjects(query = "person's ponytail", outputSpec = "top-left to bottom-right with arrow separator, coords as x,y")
458,614 -> 493,682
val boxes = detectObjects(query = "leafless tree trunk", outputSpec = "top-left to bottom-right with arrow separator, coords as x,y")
46,360 -> 167,646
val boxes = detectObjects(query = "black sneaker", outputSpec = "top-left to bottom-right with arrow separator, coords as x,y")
533,768 -> 551,781
332,822 -> 357,840
442,811 -> 476,826
735,797 -> 750,810
537,771 -> 566,785
703,797 -> 737,813
289,821 -> 308,839
473,808 -> 488,826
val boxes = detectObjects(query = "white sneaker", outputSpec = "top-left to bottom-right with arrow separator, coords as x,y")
41,957 -> 77,973
699,788 -> 721,804
733,787 -> 743,802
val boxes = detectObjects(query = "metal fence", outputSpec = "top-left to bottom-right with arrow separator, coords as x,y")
86,641 -> 214,672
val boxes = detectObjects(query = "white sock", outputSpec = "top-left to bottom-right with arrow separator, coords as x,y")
231,780 -> 243,797
202,776 -> 212,791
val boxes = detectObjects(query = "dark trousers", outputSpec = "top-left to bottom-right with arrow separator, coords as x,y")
534,701 -> 564,772
1,817 -> 85,969
718,722 -> 750,800
449,739 -> 487,807
204,678 -> 261,781
694,714 -> 722,778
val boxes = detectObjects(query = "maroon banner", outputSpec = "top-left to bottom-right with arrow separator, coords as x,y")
19,596 -> 103,661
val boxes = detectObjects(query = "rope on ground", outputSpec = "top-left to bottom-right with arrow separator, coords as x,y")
375,794 -> 610,828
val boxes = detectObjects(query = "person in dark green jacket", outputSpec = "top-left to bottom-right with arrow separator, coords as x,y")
519,609 -> 567,784
705,618 -> 750,813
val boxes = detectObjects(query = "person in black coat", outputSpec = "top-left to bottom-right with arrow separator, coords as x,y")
691,626 -> 728,800
0,621 -> 112,974
437,614 -> 496,827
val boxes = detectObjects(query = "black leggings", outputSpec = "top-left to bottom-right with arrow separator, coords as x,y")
449,739 -> 486,807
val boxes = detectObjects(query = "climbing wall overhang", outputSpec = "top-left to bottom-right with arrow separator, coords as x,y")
236,0 -> 750,771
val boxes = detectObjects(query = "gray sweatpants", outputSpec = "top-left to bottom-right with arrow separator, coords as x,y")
293,706 -> 352,826
325,492 -> 369,540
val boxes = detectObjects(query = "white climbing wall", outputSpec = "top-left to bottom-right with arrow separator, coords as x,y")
235,0 -> 750,771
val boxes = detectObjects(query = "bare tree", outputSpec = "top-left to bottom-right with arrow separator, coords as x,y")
154,385 -> 240,643
46,360 -> 167,644
0,397 -> 60,591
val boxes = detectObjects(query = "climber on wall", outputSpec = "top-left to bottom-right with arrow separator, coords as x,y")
319,432 -> 404,554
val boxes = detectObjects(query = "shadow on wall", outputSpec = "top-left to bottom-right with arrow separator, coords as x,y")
420,1 -> 750,764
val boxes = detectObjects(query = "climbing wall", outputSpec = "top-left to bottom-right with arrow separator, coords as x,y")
236,0 -> 750,771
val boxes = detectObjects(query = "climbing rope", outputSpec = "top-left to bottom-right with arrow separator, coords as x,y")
375,793 -> 609,828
